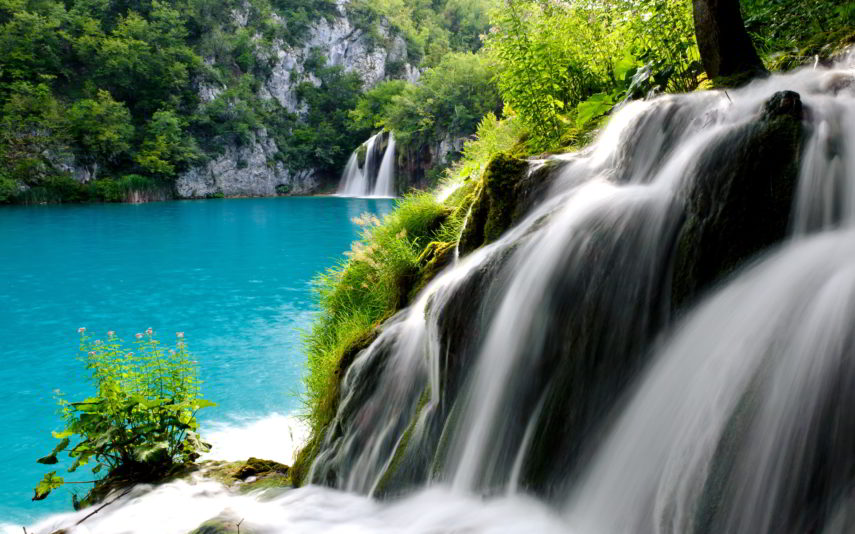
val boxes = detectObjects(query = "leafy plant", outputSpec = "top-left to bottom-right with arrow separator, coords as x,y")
33,329 -> 215,503
485,0 -> 700,150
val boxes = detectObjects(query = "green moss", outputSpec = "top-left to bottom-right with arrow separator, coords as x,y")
356,143 -> 368,167
292,326 -> 378,486
198,458 -> 292,495
458,153 -> 529,255
373,386 -> 431,495
408,240 -> 456,299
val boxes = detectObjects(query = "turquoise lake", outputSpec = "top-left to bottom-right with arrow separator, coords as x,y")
0,197 -> 394,525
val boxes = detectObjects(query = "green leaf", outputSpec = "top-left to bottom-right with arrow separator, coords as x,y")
52,437 -> 71,455
194,399 -> 217,409
614,54 -> 637,82
575,93 -> 615,128
52,430 -> 73,439
32,472 -> 63,501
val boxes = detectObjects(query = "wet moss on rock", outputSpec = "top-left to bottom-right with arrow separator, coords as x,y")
409,240 -> 456,300
201,458 -> 291,494
458,153 -> 529,255
372,386 -> 431,496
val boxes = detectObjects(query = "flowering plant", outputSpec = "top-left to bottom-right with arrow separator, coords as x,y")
33,329 -> 215,504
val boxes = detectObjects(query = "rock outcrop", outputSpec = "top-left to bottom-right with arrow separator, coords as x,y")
176,128 -> 318,198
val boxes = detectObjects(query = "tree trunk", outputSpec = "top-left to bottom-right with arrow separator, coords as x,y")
692,0 -> 766,80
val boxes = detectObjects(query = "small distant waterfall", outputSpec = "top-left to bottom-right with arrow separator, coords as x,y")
336,153 -> 364,196
337,132 -> 397,198
374,133 -> 397,197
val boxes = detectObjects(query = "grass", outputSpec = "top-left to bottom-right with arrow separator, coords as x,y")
292,192 -> 455,482
743,0 -> 855,69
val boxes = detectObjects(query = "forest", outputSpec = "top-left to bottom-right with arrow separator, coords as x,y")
2,0 -> 850,204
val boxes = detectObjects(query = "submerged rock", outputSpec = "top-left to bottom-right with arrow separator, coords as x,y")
189,512 -> 252,534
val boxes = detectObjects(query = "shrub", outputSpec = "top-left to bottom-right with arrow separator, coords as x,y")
33,329 -> 215,503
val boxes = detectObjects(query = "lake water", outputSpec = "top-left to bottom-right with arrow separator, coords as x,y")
0,197 -> 394,525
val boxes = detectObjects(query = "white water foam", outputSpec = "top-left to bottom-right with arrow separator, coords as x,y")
202,413 -> 309,466
19,484 -> 567,534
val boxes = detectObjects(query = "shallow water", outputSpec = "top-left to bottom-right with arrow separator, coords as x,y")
0,196 -> 393,525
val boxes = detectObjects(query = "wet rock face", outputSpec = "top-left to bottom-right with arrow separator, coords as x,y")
763,90 -> 804,120
672,91 -> 805,309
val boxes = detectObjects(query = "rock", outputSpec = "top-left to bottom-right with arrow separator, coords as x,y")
176,128 -> 318,198
763,90 -> 803,120
819,72 -> 855,96
458,153 -> 531,255
672,91 -> 805,309
234,457 -> 289,480
189,512 -> 252,534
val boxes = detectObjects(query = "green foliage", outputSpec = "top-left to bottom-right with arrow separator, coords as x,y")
192,75 -> 265,150
0,0 -> 494,203
302,194 -> 450,431
0,81 -> 69,188
742,0 -> 855,66
67,90 -> 134,165
92,174 -> 168,202
346,0 -> 491,66
0,175 -> 18,203
448,112 -> 526,183
33,329 -> 215,502
135,110 -> 200,177
485,0 -> 700,150
364,52 -> 502,149
349,80 -> 409,131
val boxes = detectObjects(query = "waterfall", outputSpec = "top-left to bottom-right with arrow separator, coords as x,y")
25,57 -> 855,534
566,230 -> 855,534
374,133 -> 397,198
336,152 -> 364,197
312,56 -> 855,522
336,132 -> 398,198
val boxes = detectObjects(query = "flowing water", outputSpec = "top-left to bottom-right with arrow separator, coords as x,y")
336,132 -> 398,198
0,197 -> 395,527
15,55 -> 855,533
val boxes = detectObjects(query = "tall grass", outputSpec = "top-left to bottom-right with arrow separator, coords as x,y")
301,194 -> 449,425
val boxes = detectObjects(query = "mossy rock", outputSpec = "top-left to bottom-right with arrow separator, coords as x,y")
356,144 -> 368,167
200,458 -> 291,494
189,513 -> 253,534
458,153 -> 529,256
234,457 -> 289,480
372,387 -> 432,497
409,240 -> 456,300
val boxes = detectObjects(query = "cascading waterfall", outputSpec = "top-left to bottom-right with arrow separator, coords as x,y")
336,152 -> 364,197
374,133 -> 397,198
22,56 -> 855,534
336,132 -> 397,197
